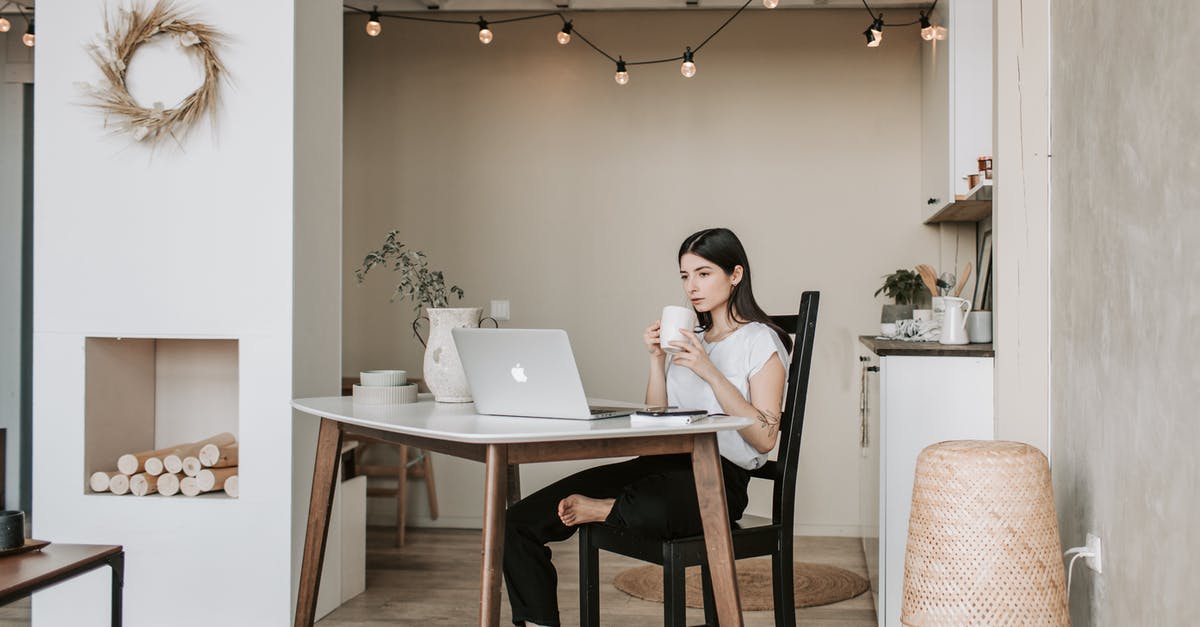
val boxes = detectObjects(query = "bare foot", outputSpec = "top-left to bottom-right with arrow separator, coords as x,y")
557,494 -> 615,526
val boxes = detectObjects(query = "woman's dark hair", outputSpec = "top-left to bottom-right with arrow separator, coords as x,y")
678,228 -> 792,353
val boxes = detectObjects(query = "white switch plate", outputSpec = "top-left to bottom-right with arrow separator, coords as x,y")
1085,533 -> 1103,573
490,300 -> 510,321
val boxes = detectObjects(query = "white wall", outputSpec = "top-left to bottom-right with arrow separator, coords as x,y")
31,2 -> 340,625
0,20 -> 32,511
342,9 -> 935,535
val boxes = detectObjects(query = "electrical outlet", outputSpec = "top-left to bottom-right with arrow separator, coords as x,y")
490,300 -> 510,321
1085,533 -> 1103,573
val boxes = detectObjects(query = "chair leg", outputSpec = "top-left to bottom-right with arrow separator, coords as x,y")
700,562 -> 718,627
422,450 -> 439,520
578,527 -> 601,627
772,548 -> 795,627
663,546 -> 687,627
395,444 -> 408,547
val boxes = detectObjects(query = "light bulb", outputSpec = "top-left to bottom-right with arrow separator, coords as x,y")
935,26 -> 947,40
614,58 -> 629,85
864,16 -> 883,48
919,14 -> 934,40
681,47 -> 696,78
366,6 -> 382,37
763,0 -> 779,7
477,19 -> 492,44
22,32 -> 34,47
0,17 -> 11,33
557,21 -> 572,45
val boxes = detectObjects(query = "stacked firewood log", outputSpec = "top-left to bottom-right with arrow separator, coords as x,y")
89,432 -> 239,498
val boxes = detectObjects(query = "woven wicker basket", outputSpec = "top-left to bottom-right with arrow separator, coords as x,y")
901,440 -> 1069,626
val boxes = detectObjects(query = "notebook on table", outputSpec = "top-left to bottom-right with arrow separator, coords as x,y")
452,328 -> 636,420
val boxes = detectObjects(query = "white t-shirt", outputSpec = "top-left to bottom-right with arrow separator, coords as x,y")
665,321 -> 790,470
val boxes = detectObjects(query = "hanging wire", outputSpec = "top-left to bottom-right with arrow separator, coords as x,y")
864,0 -> 938,27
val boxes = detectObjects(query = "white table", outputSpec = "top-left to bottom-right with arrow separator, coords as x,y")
291,396 -> 754,627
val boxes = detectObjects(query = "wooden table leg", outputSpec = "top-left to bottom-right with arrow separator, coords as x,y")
691,432 -> 744,627
396,444 -> 408,547
480,444 -> 509,627
294,417 -> 344,627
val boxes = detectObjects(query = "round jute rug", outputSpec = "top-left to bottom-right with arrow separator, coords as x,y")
612,559 -> 869,610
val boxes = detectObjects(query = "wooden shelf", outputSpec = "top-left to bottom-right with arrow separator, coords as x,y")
924,182 -> 993,224
924,199 -> 991,224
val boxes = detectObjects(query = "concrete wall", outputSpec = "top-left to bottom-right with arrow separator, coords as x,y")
342,8 -> 935,535
1051,0 -> 1200,623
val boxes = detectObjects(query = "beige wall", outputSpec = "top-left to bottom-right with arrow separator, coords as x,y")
343,9 -> 934,534
1051,0 -> 1200,623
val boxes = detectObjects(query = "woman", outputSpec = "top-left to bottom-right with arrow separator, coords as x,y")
503,227 -> 792,627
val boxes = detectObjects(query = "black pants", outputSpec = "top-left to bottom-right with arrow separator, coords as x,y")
503,454 -> 752,627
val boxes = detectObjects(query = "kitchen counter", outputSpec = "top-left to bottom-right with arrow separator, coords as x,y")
859,335 -> 994,358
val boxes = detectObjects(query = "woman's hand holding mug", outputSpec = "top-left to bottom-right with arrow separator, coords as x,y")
644,320 -> 666,358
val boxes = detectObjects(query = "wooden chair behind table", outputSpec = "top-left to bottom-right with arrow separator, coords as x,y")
578,291 -> 819,627
341,378 -> 439,547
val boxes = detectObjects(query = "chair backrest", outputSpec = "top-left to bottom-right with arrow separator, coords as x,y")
765,291 -> 819,528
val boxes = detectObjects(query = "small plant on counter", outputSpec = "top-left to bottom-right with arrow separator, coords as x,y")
875,269 -> 924,305
354,229 -> 464,313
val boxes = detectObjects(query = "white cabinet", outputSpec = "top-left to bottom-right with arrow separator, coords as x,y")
921,0 -> 993,220
858,343 -> 994,627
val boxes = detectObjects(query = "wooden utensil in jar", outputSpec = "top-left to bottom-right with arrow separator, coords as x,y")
916,264 -> 940,296
954,262 -> 972,297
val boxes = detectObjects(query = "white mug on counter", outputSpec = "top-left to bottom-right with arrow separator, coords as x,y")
967,310 -> 993,343
660,305 -> 699,353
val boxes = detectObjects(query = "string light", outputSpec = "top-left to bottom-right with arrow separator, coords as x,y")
477,17 -> 492,44
340,1 -> 941,86
680,47 -> 696,78
0,16 -> 10,33
365,6 -> 382,37
22,19 -> 32,47
919,13 -> 934,40
614,57 -> 629,85
863,15 -> 883,47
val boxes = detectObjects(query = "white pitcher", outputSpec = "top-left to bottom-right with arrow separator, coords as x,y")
939,297 -> 972,345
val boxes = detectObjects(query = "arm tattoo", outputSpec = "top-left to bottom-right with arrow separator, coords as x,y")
755,409 -> 781,438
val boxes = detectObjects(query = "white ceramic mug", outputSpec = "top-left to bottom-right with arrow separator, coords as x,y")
967,311 -> 993,343
660,305 -> 699,353
931,297 -> 947,325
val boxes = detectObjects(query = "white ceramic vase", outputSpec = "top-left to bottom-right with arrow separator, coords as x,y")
418,307 -> 482,403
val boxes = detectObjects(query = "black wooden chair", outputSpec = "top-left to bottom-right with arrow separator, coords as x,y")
578,291 -> 819,627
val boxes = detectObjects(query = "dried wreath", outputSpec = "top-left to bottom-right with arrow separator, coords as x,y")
81,1 -> 227,145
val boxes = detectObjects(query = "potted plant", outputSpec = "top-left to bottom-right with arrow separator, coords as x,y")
874,268 -> 923,327
355,230 -> 477,403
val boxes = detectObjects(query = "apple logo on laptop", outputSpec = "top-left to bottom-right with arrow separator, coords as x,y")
511,363 -> 528,383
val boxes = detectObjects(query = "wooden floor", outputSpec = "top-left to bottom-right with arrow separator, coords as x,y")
319,526 -> 877,627
0,527 -> 877,626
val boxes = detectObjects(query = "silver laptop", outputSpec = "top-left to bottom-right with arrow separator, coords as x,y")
452,328 -> 635,420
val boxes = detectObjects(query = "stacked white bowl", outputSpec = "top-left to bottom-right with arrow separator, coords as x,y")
352,370 -> 418,405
